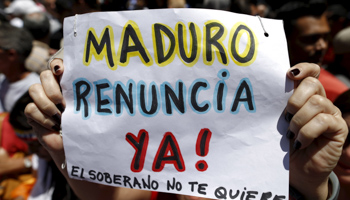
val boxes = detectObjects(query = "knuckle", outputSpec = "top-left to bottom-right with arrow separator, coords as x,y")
308,95 -> 326,108
287,96 -> 300,112
24,103 -> 36,116
41,102 -> 54,113
42,117 -> 52,126
310,63 -> 320,70
333,106 -> 343,117
315,113 -> 331,125
28,83 -> 42,95
303,76 -> 320,87
39,69 -> 51,76
298,129 -> 313,140
291,116 -> 303,131
40,70 -> 52,80
306,63 -> 321,76
49,92 -> 62,103
25,102 -> 35,112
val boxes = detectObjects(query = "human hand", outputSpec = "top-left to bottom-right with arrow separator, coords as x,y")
285,63 -> 348,199
24,58 -> 133,200
25,58 -> 65,161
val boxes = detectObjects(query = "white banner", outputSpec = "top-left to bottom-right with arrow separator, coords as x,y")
62,8 -> 292,199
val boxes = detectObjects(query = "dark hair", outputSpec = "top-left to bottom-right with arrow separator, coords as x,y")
145,0 -> 167,9
23,12 -> 50,40
75,0 -> 100,10
230,0 -> 257,15
0,23 -> 33,60
275,0 -> 328,36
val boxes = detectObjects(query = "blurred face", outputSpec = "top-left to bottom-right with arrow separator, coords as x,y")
287,13 -> 331,66
334,113 -> 350,186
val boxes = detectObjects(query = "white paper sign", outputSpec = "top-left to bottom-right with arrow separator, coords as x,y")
62,9 -> 292,199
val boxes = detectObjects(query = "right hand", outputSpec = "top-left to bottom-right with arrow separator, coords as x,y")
25,59 -> 152,200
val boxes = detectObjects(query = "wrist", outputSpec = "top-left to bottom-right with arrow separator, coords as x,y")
290,172 -> 340,200
290,174 -> 328,200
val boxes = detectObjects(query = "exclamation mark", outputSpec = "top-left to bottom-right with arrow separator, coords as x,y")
195,128 -> 212,171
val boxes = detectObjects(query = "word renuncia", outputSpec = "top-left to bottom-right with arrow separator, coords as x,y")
73,69 -> 255,119
83,20 -> 258,70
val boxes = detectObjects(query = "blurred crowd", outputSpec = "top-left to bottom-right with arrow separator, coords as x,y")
1,0 -> 350,199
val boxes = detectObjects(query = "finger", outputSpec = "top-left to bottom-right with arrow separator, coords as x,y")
50,58 -> 64,76
286,77 -> 326,116
293,111 -> 347,150
289,95 -> 333,135
25,102 -> 60,132
40,70 -> 66,112
28,84 -> 62,123
287,62 -> 320,81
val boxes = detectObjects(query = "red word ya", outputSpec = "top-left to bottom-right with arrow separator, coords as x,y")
126,128 -> 212,173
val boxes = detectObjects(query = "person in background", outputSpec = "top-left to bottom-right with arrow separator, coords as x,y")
167,0 -> 186,8
230,0 -> 258,15
276,0 -> 349,102
49,0 -> 102,53
202,0 -> 230,10
229,0 -> 274,18
9,92 -> 78,200
101,0 -> 128,11
4,0 -> 43,28
323,4 -> 349,65
0,23 -> 40,113
0,22 -> 40,167
23,12 -> 52,74
327,26 -> 350,87
0,22 -> 39,199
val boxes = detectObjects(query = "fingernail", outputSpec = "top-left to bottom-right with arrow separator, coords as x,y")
54,65 -> 60,73
286,130 -> 295,139
52,124 -> 60,132
52,113 -> 61,124
293,140 -> 301,150
285,112 -> 294,122
56,103 -> 65,113
290,68 -> 300,76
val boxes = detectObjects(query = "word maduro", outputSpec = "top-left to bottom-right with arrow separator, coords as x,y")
83,20 -> 258,70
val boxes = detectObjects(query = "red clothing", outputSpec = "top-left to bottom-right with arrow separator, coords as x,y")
0,114 -> 28,156
318,68 -> 349,102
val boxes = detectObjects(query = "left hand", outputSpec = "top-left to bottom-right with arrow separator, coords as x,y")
286,63 -> 348,199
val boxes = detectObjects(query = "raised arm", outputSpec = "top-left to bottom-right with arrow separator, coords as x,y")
285,63 -> 348,200
25,59 -> 348,200
24,58 -> 151,200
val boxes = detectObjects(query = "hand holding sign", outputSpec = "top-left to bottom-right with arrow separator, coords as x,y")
24,9 -> 347,200
25,61 -> 347,200
286,63 -> 348,200
61,9 -> 289,199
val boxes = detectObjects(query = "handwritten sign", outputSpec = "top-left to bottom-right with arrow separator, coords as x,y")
62,9 -> 292,199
